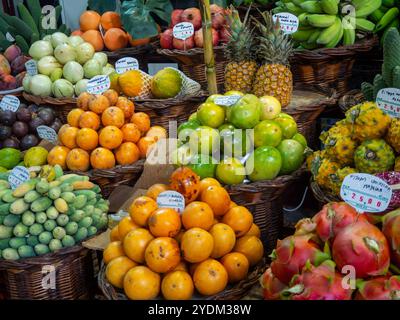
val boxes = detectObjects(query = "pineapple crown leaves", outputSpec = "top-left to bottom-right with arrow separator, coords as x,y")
252,10 -> 293,66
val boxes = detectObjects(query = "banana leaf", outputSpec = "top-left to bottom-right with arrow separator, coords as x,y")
87,0 -> 117,14
121,0 -> 173,39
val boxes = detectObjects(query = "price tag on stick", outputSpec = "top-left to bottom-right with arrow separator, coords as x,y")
25,60 -> 37,76
376,88 -> 400,118
87,75 -> 110,94
340,173 -> 392,213
173,22 -> 194,40
8,166 -> 30,190
115,57 -> 139,74
37,125 -> 58,144
273,13 -> 299,35
0,95 -> 20,112
157,191 -> 185,214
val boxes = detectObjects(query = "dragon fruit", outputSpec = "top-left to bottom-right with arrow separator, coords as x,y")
270,235 -> 330,284
355,276 -> 400,300
332,221 -> 390,278
284,260 -> 353,300
313,202 -> 368,242
382,209 -> 400,267
261,268 -> 287,300
376,172 -> 400,212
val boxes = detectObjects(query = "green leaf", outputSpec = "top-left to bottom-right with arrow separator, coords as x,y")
87,0 -> 117,15
146,0 -> 173,24
211,0 -> 230,7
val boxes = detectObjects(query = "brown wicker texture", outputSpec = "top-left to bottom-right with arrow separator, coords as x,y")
0,245 -> 95,300
23,92 -> 76,123
290,36 -> 379,96
104,40 -> 159,64
157,46 -> 227,92
310,180 -> 340,208
134,91 -> 207,130
98,260 -> 266,300
338,89 -> 365,114
227,166 -> 306,254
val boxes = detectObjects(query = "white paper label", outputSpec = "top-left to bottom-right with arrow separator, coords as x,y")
0,95 -> 20,112
273,13 -> 299,35
215,95 -> 241,106
115,57 -> 139,74
37,125 -> 58,144
376,88 -> 400,118
5,32 -> 15,42
340,173 -> 392,213
157,191 -> 185,213
8,166 -> 30,190
86,75 -> 110,94
173,22 -> 194,40
25,60 -> 38,76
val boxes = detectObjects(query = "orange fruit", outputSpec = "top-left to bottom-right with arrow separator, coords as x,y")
118,216 -> 139,240
146,184 -> 170,200
65,148 -> 90,171
209,223 -> 236,259
90,147 -> 115,169
115,142 -> 140,165
77,92 -> 94,110
100,11 -> 122,30
123,228 -> 154,263
145,237 -> 181,273
146,126 -> 167,142
170,167 -> 201,204
229,201 -> 238,209
110,225 -> 120,241
67,108 -> 84,127
78,111 -> 100,130
128,196 -> 158,227
193,259 -> 228,296
222,206 -> 253,237
59,126 -> 78,149
180,228 -> 214,263
58,124 -> 70,137
200,186 -> 231,216
123,266 -> 160,300
103,89 -> 119,106
121,123 -> 141,143
148,208 -> 181,238
71,29 -> 83,36
81,30 -> 104,51
234,235 -> 264,266
181,201 -> 214,231
104,28 -> 128,51
174,230 -> 185,246
221,252 -> 249,283
103,241 -> 125,264
172,261 -> 188,272
137,136 -> 157,158
102,106 -> 125,128
47,146 -> 70,169
116,97 -> 135,119
127,33 -> 151,47
98,126 -> 123,149
130,112 -> 150,133
161,271 -> 194,300
76,128 -> 98,151
105,256 -> 137,288
244,223 -> 261,238
80,10 -> 101,31
199,178 -> 221,195
89,95 -> 110,114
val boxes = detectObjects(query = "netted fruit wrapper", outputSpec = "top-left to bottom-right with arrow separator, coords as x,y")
136,69 -> 153,99
165,67 -> 201,98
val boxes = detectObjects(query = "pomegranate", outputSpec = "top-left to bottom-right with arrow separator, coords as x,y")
170,9 -> 183,27
219,26 -> 230,43
382,210 -> 400,267
355,276 -> 400,300
160,29 -> 174,49
181,8 -> 202,30
210,4 -> 225,29
194,28 -> 219,48
261,268 -> 287,300
173,36 -> 195,51
332,221 -> 390,278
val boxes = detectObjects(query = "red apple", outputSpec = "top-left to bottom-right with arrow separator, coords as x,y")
173,36 -> 195,51
194,28 -> 220,48
210,4 -> 225,30
160,29 -> 174,49
181,8 -> 202,30
219,26 -> 230,43
170,9 -> 183,27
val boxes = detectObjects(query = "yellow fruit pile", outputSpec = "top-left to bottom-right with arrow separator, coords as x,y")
103,167 -> 264,300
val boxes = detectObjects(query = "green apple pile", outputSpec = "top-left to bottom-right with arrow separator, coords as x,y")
23,32 -> 115,98
174,91 -> 307,185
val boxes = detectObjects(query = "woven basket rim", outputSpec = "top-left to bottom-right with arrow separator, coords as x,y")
310,180 -> 341,205
133,90 -> 207,108
0,87 -> 24,96
104,40 -> 159,59
338,89 -> 365,113
23,92 -> 77,106
98,259 -> 266,300
157,44 -> 226,58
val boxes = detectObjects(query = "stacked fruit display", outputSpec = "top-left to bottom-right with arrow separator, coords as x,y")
47,89 -> 166,172
0,103 -> 61,150
0,167 -> 109,261
175,92 -> 307,185
274,0 -> 380,48
23,32 -> 114,98
0,146 -> 51,173
0,44 -> 29,91
160,4 -> 229,50
103,167 -> 264,300
263,202 -> 400,300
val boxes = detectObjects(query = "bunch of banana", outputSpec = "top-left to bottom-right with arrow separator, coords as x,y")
273,0 -> 382,49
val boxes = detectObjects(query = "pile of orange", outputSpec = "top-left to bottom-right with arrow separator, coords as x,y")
103,167 -> 264,300
47,89 -> 166,171
72,10 -> 155,52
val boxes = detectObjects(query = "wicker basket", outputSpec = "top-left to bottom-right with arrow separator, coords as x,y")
23,92 -> 76,124
157,46 -> 227,92
290,36 -> 378,96
310,180 -> 340,208
338,89 -> 365,114
98,260 -> 266,300
0,245 -> 96,300
104,41 -> 159,65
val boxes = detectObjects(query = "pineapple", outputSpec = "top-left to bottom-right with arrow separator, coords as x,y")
328,167 -> 357,196
386,118 -> 400,153
224,7 -> 258,94
354,139 -> 395,174
252,11 -> 293,107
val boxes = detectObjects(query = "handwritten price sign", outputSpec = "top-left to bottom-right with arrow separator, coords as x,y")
273,13 -> 299,35
214,95 -> 242,107
87,75 -> 110,94
25,60 -> 37,76
173,22 -> 194,40
376,88 -> 400,118
0,95 -> 20,112
157,191 -> 185,214
340,173 -> 392,213
115,57 -> 139,74
8,166 -> 30,190
37,125 -> 58,144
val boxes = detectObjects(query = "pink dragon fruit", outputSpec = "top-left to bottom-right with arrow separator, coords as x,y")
332,221 -> 390,279
270,235 -> 330,284
313,202 -> 367,242
382,209 -> 400,267
355,276 -> 400,300
285,260 -> 353,300
261,268 -> 287,300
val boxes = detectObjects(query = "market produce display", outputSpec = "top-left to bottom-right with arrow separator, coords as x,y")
0,146 -> 51,173
103,167 -> 264,300
175,91 -> 306,185
262,202 -> 400,300
0,167 -> 109,260
0,44 -> 29,91
47,90 -> 166,171
0,103 -> 61,150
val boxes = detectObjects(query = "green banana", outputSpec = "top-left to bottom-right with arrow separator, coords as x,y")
354,0 -> 382,18
15,35 -> 29,54
307,14 -> 336,27
292,28 -> 316,41
343,26 -> 356,45
300,1 -> 323,14
355,18 -> 376,32
17,3 -> 39,36
291,0 -> 306,5
298,13 -> 309,25
320,0 -> 339,15
317,17 -> 342,45
326,20 -> 344,48
26,0 -> 41,29
369,9 -> 385,23
375,7 -> 399,32
299,41 -> 319,49
285,2 -> 304,15
307,29 -> 322,44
